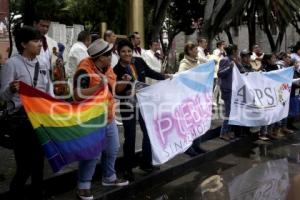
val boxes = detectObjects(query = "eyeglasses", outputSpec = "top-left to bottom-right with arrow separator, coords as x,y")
101,50 -> 112,57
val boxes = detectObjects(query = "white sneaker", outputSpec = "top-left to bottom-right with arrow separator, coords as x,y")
115,120 -> 123,126
76,190 -> 94,200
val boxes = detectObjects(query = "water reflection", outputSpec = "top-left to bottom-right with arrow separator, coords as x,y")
228,159 -> 289,200
126,134 -> 300,200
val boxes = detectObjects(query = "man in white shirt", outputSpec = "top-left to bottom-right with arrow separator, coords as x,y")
68,30 -> 91,80
212,40 -> 226,106
143,40 -> 162,72
128,32 -> 145,58
197,38 -> 209,64
213,40 -> 226,58
33,17 -> 59,96
143,40 -> 162,84
104,30 -> 119,67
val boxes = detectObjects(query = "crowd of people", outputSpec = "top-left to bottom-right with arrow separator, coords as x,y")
1,14 -> 300,200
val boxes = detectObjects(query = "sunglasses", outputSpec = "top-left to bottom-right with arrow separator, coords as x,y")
101,50 -> 112,57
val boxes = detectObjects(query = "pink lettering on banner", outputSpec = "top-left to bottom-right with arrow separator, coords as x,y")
154,93 -> 212,148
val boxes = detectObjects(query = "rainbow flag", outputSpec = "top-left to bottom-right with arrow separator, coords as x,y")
19,82 -> 108,172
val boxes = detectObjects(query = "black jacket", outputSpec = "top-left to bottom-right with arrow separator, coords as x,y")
113,57 -> 165,96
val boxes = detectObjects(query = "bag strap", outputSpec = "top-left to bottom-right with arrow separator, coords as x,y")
33,62 -> 40,88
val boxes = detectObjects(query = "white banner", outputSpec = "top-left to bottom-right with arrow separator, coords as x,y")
229,67 -> 294,126
137,61 -> 215,165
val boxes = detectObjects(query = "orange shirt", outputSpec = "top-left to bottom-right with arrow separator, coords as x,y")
75,58 -> 116,123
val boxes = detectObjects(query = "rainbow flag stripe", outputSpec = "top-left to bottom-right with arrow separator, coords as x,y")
19,82 -> 108,172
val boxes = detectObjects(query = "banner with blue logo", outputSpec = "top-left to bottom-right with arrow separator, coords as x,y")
229,67 -> 294,126
137,61 -> 214,165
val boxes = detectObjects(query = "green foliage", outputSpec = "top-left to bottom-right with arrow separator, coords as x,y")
204,0 -> 300,51
9,0 -> 127,33
167,0 -> 203,36
64,0 -> 127,33
144,0 -> 205,50
22,0 -> 68,25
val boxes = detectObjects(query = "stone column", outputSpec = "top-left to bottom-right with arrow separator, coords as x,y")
100,22 -> 107,39
128,0 -> 144,48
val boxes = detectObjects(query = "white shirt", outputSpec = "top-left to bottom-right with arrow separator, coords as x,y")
111,52 -> 119,68
143,49 -> 162,72
291,53 -> 300,72
67,42 -> 89,78
291,53 -> 300,63
250,52 -> 264,61
197,46 -> 209,64
38,35 -> 58,97
132,48 -> 146,58
213,48 -> 225,59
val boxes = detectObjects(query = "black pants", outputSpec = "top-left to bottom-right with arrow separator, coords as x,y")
9,119 -> 44,200
120,103 -> 152,171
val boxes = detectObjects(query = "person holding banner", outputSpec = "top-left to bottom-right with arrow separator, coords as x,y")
239,50 -> 255,73
291,43 -> 300,64
260,53 -> 283,140
113,39 -> 170,181
0,26 -> 52,200
277,52 -> 298,134
177,42 -> 207,156
218,44 -> 239,141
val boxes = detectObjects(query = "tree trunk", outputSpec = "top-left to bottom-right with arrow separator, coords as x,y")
202,0 -> 215,41
225,28 -> 233,44
264,25 -> 276,52
275,30 -> 285,52
247,22 -> 256,51
247,3 -> 256,50
275,20 -> 288,52
145,0 -> 171,46
164,30 -> 180,73
262,13 -> 276,52
150,0 -> 170,40
291,17 -> 300,35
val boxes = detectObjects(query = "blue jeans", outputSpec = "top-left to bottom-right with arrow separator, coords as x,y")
220,120 -> 231,136
220,92 -> 231,136
78,120 -> 120,189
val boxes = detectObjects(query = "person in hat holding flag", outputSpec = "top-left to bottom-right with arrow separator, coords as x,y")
73,39 -> 128,200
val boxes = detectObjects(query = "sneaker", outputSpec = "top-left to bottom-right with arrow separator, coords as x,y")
192,146 -> 207,154
219,134 -> 231,141
139,164 -> 160,173
185,147 -> 199,157
102,178 -> 129,187
115,120 -> 123,126
76,189 -> 93,200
